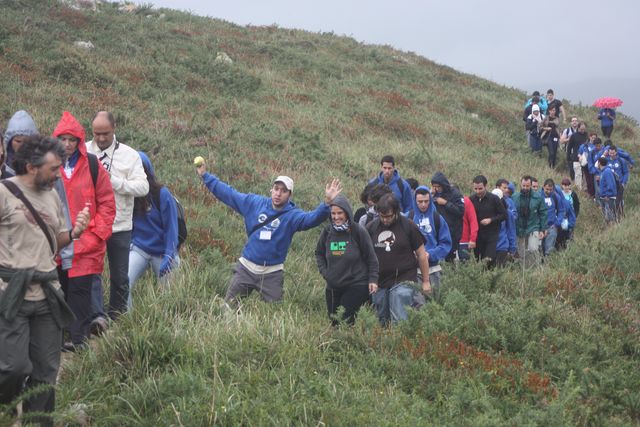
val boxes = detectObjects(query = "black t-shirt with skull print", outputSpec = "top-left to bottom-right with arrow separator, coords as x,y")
367,215 -> 424,289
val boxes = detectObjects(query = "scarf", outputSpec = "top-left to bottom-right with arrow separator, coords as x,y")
332,222 -> 350,232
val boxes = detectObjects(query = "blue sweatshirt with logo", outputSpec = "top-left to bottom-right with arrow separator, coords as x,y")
599,167 -> 618,198
202,173 -> 329,266
543,189 -> 566,228
411,185 -> 451,266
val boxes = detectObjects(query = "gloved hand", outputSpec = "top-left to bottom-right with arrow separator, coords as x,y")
159,255 -> 174,277
561,218 -> 569,231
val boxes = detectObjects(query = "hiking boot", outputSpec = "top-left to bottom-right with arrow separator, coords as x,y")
90,316 -> 108,336
62,341 -> 87,353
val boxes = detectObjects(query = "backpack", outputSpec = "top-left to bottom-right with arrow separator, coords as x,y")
88,153 -> 99,187
152,190 -> 188,249
175,197 -> 187,249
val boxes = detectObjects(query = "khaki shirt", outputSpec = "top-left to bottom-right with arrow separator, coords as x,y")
0,177 -> 67,300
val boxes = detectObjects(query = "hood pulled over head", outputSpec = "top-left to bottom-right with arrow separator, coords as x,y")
431,171 -> 451,192
329,194 -> 353,223
4,110 -> 38,154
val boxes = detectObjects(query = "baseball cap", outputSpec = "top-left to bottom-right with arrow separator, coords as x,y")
274,176 -> 294,191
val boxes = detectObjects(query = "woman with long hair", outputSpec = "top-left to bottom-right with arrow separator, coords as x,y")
127,152 -> 180,308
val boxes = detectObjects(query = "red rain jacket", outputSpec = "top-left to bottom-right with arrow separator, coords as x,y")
460,195 -> 479,245
53,111 -> 116,278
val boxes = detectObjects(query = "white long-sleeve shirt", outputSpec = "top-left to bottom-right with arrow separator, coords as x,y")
86,137 -> 149,233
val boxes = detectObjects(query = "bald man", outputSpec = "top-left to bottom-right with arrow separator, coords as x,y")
86,112 -> 148,330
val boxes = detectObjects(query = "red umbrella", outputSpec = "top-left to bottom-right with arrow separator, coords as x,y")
593,97 -> 623,109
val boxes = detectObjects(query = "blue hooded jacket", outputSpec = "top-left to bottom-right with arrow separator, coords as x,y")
599,166 -> 617,198
132,152 -> 179,267
202,172 -> 329,266
543,186 -> 566,228
497,196 -> 517,253
369,169 -> 412,214
607,156 -> 629,185
411,185 -> 451,267
3,110 -> 39,175
556,185 -> 576,229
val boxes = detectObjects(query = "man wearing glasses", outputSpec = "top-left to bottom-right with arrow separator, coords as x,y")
366,193 -> 431,325
86,111 -> 148,331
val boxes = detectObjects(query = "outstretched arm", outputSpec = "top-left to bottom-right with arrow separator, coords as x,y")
196,158 -> 252,215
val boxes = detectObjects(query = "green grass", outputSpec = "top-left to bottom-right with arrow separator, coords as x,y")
1,0 -> 639,425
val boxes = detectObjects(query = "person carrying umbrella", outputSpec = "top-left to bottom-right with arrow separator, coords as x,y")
593,97 -> 622,138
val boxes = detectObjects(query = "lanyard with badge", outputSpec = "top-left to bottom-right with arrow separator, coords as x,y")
99,139 -> 120,173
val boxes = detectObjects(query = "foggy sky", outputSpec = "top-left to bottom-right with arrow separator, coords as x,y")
135,0 -> 640,120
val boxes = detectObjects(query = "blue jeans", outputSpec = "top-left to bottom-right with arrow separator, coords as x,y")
127,244 -> 180,309
371,283 -> 418,325
600,197 -> 617,224
528,133 -> 542,152
543,225 -> 558,256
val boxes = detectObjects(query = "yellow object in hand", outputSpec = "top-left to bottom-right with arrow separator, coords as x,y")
193,156 -> 205,167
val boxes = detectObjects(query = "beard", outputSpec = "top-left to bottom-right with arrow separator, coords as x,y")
35,173 -> 56,191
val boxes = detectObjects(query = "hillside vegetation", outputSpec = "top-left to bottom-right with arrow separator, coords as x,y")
1,1 -> 639,425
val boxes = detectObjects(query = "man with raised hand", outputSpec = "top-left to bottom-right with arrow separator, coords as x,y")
196,159 -> 342,304
0,136 -> 89,425
86,111 -> 148,331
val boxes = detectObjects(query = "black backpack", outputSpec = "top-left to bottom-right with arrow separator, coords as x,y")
174,197 -> 187,249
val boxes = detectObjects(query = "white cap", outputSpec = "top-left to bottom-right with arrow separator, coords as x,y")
532,104 -> 540,112
491,188 -> 503,199
274,175 -> 294,191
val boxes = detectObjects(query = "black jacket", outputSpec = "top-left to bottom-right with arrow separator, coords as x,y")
567,132 -> 587,162
431,172 -> 465,248
470,192 -> 507,235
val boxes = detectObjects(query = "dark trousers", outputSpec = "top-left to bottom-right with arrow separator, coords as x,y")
496,251 -> 508,267
555,229 -> 573,251
325,285 -> 370,326
583,167 -> 595,197
616,184 -> 625,217
567,156 -> 575,180
0,300 -> 62,426
92,231 -> 131,320
475,231 -> 499,268
225,262 -> 284,303
58,269 -> 95,345
547,137 -> 559,168
601,125 -> 613,138
102,230 -> 131,319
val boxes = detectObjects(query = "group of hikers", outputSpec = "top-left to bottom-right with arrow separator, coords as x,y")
0,110 -> 181,424
0,93 -> 634,424
523,89 -> 633,223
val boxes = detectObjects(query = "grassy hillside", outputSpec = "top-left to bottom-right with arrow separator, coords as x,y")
1,0 -> 639,425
